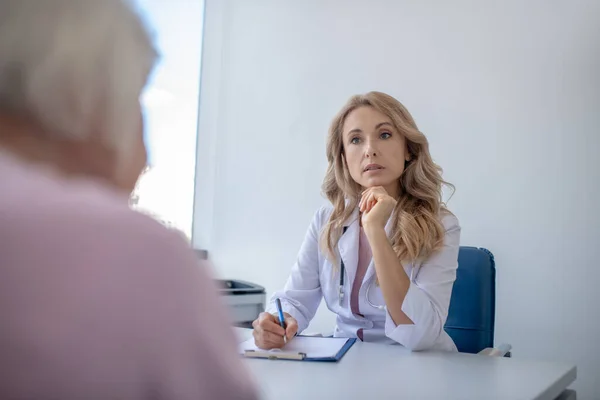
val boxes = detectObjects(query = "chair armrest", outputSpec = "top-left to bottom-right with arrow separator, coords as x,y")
554,389 -> 576,400
478,343 -> 512,357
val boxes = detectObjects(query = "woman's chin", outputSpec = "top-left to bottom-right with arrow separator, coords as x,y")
362,179 -> 391,189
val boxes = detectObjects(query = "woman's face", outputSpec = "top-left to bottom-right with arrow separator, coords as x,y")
342,106 -> 409,196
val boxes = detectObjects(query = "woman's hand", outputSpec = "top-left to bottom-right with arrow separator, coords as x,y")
252,312 -> 298,349
359,186 -> 397,231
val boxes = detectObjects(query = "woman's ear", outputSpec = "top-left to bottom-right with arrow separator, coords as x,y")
404,144 -> 411,162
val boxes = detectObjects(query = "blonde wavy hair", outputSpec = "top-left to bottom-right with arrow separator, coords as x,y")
320,91 -> 454,264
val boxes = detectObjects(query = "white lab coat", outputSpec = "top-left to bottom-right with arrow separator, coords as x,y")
268,204 -> 461,351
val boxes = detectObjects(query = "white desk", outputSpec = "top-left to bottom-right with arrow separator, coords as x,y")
236,329 -> 576,400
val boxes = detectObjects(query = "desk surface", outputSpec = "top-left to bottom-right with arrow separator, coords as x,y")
236,329 -> 576,400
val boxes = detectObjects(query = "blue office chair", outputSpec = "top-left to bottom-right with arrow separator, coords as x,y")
444,246 -> 509,355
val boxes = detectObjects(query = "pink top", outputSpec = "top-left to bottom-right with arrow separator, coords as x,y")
0,150 -> 257,400
350,227 -> 372,340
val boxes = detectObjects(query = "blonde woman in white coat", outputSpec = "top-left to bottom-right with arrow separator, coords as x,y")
252,91 -> 461,352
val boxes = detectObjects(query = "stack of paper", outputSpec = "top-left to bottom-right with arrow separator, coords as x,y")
239,336 -> 355,361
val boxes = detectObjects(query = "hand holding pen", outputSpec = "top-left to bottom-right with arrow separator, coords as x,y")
251,299 -> 298,350
275,298 -> 287,344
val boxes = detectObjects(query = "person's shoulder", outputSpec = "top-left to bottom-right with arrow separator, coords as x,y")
310,202 -> 337,227
439,208 -> 460,233
65,199 -> 187,258
6,177 -> 189,263
5,178 -> 209,307
315,202 -> 335,218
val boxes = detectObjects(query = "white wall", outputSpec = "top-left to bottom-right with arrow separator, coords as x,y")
193,0 -> 600,397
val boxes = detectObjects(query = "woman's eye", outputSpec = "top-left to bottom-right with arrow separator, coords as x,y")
350,137 -> 360,144
380,132 -> 392,139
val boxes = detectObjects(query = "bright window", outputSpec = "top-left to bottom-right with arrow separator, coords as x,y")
130,0 -> 205,239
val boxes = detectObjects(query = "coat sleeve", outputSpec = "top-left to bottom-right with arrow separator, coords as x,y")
267,207 -> 327,334
384,213 -> 461,351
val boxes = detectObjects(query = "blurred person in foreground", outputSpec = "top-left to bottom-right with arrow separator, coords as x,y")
0,0 -> 257,399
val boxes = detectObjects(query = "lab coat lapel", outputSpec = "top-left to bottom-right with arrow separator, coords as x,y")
338,207 -> 360,292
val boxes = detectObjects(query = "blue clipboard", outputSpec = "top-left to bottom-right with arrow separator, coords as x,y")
243,337 -> 356,362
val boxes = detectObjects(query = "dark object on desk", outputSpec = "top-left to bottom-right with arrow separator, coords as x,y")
216,279 -> 266,328
217,279 -> 265,295
195,249 -> 208,260
444,247 -> 510,356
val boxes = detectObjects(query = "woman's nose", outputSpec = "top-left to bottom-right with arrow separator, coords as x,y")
365,141 -> 377,157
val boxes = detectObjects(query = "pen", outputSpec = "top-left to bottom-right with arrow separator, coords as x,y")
275,298 -> 287,344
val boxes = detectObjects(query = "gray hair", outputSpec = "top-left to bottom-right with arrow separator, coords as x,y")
0,0 -> 157,153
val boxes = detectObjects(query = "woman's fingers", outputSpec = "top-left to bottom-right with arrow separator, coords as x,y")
252,312 -> 287,349
253,325 -> 285,349
366,192 -> 373,211
364,192 -> 376,213
284,316 -> 298,340
359,190 -> 365,211
263,331 -> 285,347
253,329 -> 271,349
360,187 -> 388,212
360,186 -> 392,213
370,192 -> 378,209
359,188 -> 374,211
257,312 -> 285,336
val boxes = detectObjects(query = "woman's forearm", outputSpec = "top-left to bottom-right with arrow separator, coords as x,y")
364,225 -> 414,325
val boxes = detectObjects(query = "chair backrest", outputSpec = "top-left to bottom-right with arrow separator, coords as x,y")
444,246 -> 496,353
